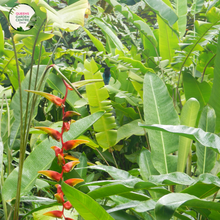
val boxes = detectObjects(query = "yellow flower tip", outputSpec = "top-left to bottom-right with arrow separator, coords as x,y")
62,161 -> 80,173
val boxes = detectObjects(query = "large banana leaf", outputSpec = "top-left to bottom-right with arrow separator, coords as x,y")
2,111 -> 104,202
157,0 -> 180,62
142,0 -> 178,26
175,0 -> 187,38
143,72 -> 179,174
177,98 -> 200,173
139,123 -> 220,153
62,182 -> 114,220
155,193 -> 220,220
196,106 -> 216,174
84,59 -> 117,150
191,0 -> 205,15
209,31 -> 220,132
183,72 -> 211,108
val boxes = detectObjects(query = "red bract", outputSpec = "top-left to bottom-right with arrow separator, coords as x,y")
51,146 -> 62,157
63,79 -> 74,90
43,210 -> 63,218
55,192 -> 65,204
38,170 -> 62,181
63,140 -> 89,151
62,111 -> 81,122
25,90 -> 64,107
65,218 -> 74,220
55,184 -> 63,194
65,178 -> 84,186
35,127 -> 61,141
63,201 -> 72,210
63,121 -> 71,132
62,161 -> 80,173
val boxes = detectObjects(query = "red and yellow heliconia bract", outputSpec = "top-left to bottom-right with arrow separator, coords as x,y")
62,161 -> 80,173
65,178 -> 84,186
25,90 -> 64,107
35,127 -> 61,141
63,139 -> 89,151
55,192 -> 65,204
62,111 -> 81,122
38,170 -> 62,181
43,210 -> 63,218
51,146 -> 62,157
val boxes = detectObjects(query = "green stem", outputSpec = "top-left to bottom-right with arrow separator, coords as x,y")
10,30 -> 24,220
186,146 -> 192,176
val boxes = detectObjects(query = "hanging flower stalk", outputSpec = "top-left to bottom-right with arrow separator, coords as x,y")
26,80 -> 88,220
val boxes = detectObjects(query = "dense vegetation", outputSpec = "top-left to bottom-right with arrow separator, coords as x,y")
1,0 -> 220,219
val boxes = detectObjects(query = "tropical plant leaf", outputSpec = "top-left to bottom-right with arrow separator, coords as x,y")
62,181 -> 114,220
84,59 -> 117,149
175,0 -> 187,38
143,72 -> 179,174
177,98 -> 200,173
157,0 -> 179,62
142,0 -> 178,26
93,17 -> 124,52
196,106 -> 216,174
183,72 -> 211,108
209,31 -> 220,132
191,0 -> 205,15
139,123 -> 220,153
155,193 -> 220,220
2,111 -> 104,202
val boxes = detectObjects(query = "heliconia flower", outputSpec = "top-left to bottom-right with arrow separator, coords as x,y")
55,184 -> 63,194
63,140 -> 89,151
63,121 -> 71,132
35,127 -> 61,141
62,161 -> 80,173
62,111 -> 81,122
51,146 -> 62,157
57,154 -> 65,166
55,192 -> 65,203
25,90 -> 64,107
38,170 -> 62,181
63,201 -> 72,210
43,210 -> 63,218
65,178 -> 84,186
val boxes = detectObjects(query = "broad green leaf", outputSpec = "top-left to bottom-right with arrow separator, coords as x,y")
83,27 -> 106,53
0,138 -> 3,181
87,181 -> 149,200
62,182 -> 114,220
175,0 -> 187,38
157,0 -> 179,62
139,123 -> 220,153
0,23 -> 4,56
116,120 -> 144,143
76,152 -> 87,179
138,148 -> 159,181
183,72 -> 211,108
84,59 -> 117,149
142,0 -> 178,26
182,173 -> 220,198
177,98 -> 200,173
155,193 -> 220,220
2,111 -> 104,202
33,0 -> 89,31
196,106 -> 216,174
207,0 -> 219,12
191,0 -> 205,15
93,18 -> 124,52
209,31 -> 220,132
143,72 -> 179,174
